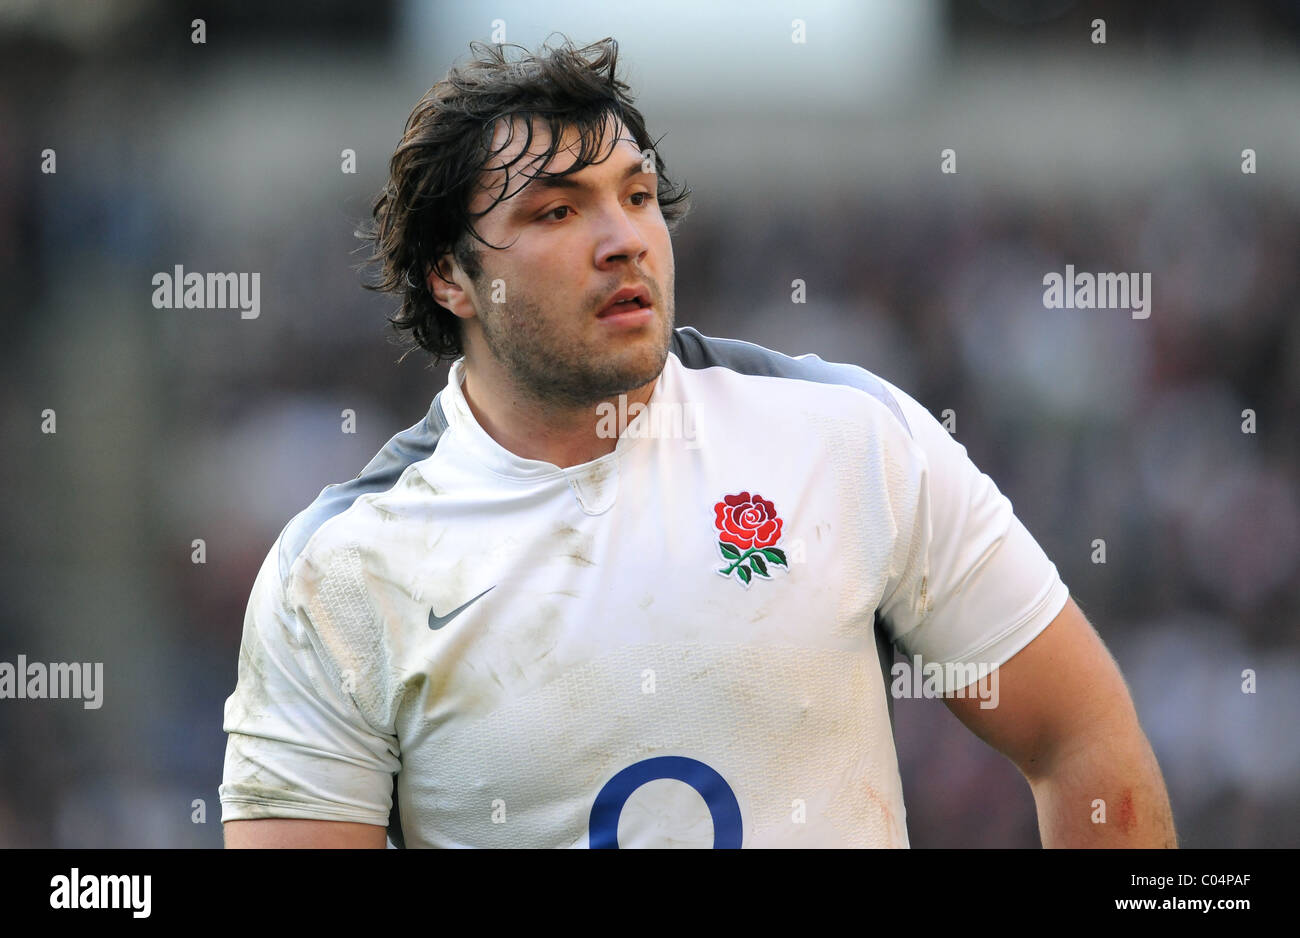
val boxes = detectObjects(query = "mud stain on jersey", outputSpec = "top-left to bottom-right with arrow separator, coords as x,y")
227,642 -> 264,724
398,670 -> 427,709
566,457 -> 618,514
516,602 -> 564,668
551,522 -> 596,567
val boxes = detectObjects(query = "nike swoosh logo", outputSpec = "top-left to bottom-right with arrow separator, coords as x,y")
427,585 -> 495,630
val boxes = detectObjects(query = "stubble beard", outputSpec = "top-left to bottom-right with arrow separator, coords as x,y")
475,284 -> 675,409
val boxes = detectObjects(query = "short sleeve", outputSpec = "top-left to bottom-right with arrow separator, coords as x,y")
874,379 -> 1070,691
219,537 -> 400,825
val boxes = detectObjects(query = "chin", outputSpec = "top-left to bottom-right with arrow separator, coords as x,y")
578,348 -> 662,399
617,329 -> 671,371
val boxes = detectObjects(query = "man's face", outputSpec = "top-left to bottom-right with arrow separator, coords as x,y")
441,115 -> 676,407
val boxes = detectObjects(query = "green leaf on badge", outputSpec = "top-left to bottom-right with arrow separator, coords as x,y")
750,554 -> 769,577
719,542 -> 741,560
761,547 -> 787,567
736,565 -> 752,585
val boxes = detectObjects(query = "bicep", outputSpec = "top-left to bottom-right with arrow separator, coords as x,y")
223,818 -> 387,849
943,597 -> 1138,780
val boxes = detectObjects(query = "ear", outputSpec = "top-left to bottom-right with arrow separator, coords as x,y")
428,254 -> 477,321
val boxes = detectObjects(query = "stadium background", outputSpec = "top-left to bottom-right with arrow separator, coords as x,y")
1,0 -> 1297,847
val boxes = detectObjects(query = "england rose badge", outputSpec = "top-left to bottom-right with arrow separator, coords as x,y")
713,491 -> 789,587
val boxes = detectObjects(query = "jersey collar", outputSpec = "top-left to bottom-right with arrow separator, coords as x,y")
435,355 -> 673,482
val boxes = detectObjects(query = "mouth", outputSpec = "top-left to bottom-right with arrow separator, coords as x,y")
597,284 -> 653,319
597,302 -> 654,327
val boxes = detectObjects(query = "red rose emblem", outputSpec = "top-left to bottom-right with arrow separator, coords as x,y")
714,492 -> 783,550
712,492 -> 789,588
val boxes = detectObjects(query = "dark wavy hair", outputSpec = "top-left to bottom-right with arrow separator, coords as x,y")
355,35 -> 692,364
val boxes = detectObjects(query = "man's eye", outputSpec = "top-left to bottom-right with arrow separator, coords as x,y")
540,193 -> 653,222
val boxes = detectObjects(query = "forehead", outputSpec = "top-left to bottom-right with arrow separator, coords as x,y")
468,115 -> 643,218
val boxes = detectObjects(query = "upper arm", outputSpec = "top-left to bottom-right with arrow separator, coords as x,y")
220,542 -> 401,830
874,377 -> 1071,681
224,818 -> 388,849
943,596 -> 1139,780
864,383 -> 1138,790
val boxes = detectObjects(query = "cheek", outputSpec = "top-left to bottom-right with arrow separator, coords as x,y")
488,256 -> 553,316
651,233 -> 675,290
515,248 -> 582,304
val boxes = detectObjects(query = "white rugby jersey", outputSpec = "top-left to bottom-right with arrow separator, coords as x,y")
220,326 -> 1069,848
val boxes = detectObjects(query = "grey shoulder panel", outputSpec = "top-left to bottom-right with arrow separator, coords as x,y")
277,394 -> 451,582
669,326 -> 911,436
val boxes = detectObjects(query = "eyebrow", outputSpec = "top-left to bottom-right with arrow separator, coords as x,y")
507,160 -> 653,215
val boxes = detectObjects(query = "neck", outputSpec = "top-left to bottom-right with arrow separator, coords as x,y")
458,357 -> 658,470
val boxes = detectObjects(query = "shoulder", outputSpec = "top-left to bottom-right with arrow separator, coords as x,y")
277,396 -> 453,584
669,326 -> 913,438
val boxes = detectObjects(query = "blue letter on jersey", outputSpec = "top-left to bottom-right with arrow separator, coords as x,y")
589,756 -> 743,848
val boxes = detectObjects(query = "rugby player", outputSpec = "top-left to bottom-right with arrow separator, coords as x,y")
220,36 -> 1176,849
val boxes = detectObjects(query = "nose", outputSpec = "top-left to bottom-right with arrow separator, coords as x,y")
594,199 -> 650,270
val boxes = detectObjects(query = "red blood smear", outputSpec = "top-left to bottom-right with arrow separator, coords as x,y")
1116,790 -> 1136,834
